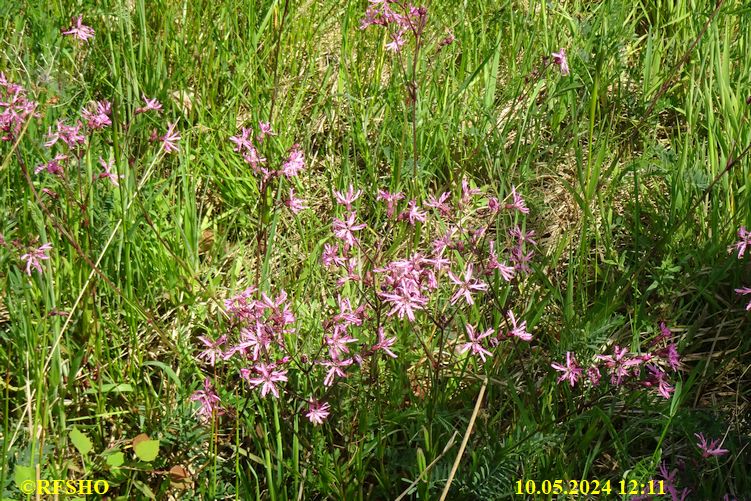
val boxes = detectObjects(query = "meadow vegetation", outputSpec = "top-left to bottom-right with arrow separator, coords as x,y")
1,0 -> 750,499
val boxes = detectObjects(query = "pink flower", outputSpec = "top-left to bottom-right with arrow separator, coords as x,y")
458,324 -> 493,362
190,378 -> 224,422
587,366 -> 601,386
81,100 -> 111,129
425,191 -> 452,217
234,324 -> 274,361
196,335 -> 227,367
507,310 -> 532,341
95,157 -> 124,186
20,243 -> 53,275
161,122 -> 181,153
337,257 -> 361,286
0,77 -> 39,141
242,145 -> 267,172
505,185 -> 529,213
229,127 -> 254,152
224,286 -> 257,320
664,343 -> 681,371
321,357 -> 353,387
325,329 -> 358,359
359,6 -> 382,30
438,31 -> 455,48
469,227 -> 487,246
243,363 -> 288,398
377,189 -> 404,218
448,263 -> 488,305
61,15 -> 95,42
135,95 -> 162,114
334,184 -> 363,211
551,352 -> 583,387
658,461 -> 677,494
257,121 -> 275,141
461,177 -> 482,204
281,144 -> 305,178
510,246 -> 534,273
551,48 -> 570,76
398,200 -> 427,225
380,286 -> 427,322
259,290 -> 296,328
694,433 -> 729,458
735,287 -> 751,310
385,30 -> 406,52
595,345 -> 642,385
45,120 -> 86,149
659,321 -> 672,337
425,255 -> 450,273
35,154 -> 67,176
285,188 -> 307,214
487,197 -> 500,213
730,226 -> 751,258
305,399 -> 330,425
509,226 -> 536,245
645,365 -> 674,399
372,327 -> 398,358
486,241 -> 515,281
329,296 -> 364,330
322,243 -> 345,268
332,212 -> 366,248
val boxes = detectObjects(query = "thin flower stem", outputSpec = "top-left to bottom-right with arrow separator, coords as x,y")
439,376 -> 487,501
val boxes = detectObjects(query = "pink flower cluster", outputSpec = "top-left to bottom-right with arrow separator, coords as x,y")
38,96 -> 169,175
359,0 -> 428,53
191,176 -> 538,424
0,74 -> 39,142
731,226 -> 751,310
653,455 -> 733,501
190,285 -> 325,424
81,100 -> 112,129
228,123 -> 307,188
44,120 -> 86,149
190,378 -> 224,422
655,461 -> 691,501
228,123 -> 310,217
325,178 -> 534,323
194,288 -> 295,400
5,19 -> 178,282
551,322 -> 681,399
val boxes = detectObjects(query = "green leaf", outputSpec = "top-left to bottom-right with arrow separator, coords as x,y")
133,479 -> 157,499
134,439 -> 160,462
106,451 -> 125,468
84,383 -> 133,394
14,464 -> 34,489
70,427 -> 93,455
143,361 -> 181,387
670,380 -> 683,417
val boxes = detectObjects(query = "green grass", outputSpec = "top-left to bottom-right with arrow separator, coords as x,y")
1,0 -> 750,499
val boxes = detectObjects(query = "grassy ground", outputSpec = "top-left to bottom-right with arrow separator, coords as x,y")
1,0 -> 750,499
